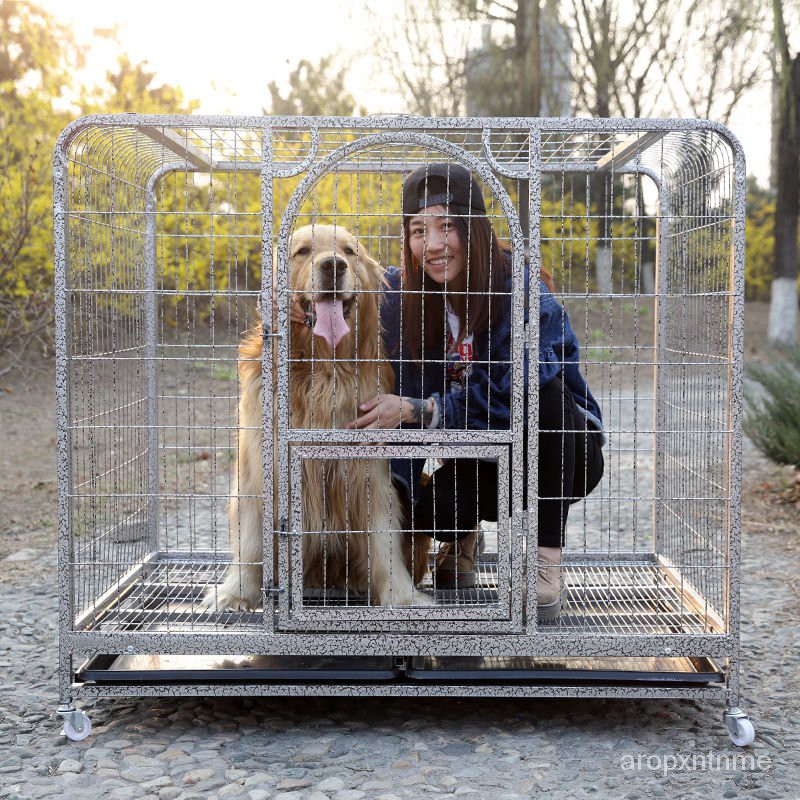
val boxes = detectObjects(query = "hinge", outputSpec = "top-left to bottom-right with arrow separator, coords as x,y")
262,321 -> 283,340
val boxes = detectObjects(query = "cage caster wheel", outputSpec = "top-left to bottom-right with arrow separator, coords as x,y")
58,708 -> 92,741
724,708 -> 755,747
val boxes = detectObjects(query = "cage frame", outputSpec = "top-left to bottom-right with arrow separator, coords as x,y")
53,114 -> 746,729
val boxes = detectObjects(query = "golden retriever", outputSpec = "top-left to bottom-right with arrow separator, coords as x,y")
207,224 -> 431,611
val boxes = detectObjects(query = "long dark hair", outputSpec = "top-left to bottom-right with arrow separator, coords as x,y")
401,213 -> 510,361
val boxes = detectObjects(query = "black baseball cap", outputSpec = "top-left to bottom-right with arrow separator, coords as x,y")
402,163 -> 487,216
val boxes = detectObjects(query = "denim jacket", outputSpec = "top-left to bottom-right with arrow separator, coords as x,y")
381,262 -> 604,501
381,265 -> 603,431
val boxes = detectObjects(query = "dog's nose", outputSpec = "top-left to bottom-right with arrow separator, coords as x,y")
319,256 -> 348,276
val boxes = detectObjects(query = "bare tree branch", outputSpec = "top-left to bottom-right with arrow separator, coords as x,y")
365,0 -> 469,116
773,0 -> 791,63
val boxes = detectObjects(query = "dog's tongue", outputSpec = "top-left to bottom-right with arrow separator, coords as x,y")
312,299 -> 349,348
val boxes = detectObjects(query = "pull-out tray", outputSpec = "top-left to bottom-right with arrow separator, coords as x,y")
77,654 -> 723,687
77,655 -> 401,683
406,656 -> 724,685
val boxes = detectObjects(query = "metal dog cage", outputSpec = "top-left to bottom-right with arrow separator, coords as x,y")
54,115 -> 752,746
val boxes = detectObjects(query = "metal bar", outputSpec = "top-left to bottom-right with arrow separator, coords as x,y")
725,133 -> 747,708
595,131 -> 667,171
72,682 -> 728,700
526,126 -> 542,634
53,130 -> 73,708
260,126 -> 276,634
281,429 -> 515,444
139,126 -> 212,170
652,175 -> 671,560
60,113 -> 739,134
144,167 -> 168,554
64,629 -> 734,658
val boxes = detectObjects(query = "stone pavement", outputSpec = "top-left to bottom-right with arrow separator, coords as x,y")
2,492 -> 798,800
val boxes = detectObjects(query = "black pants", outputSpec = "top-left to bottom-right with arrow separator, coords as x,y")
414,377 -> 604,547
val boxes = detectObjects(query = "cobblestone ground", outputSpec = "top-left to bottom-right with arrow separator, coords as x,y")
2,378 -> 799,799
2,534 -> 798,800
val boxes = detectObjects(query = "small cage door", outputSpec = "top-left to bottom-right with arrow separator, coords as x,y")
276,445 -> 523,632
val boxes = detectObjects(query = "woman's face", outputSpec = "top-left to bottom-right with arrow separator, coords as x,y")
408,204 -> 466,286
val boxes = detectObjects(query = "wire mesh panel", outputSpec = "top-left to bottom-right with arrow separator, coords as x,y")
525,127 -> 738,637
55,116 -> 743,685
61,125 -> 265,633
278,445 -> 515,632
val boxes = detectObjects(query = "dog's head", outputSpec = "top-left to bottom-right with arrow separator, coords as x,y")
287,224 -> 384,353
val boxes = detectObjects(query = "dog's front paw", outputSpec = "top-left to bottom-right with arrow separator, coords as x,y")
390,588 -> 436,607
412,589 -> 436,606
202,590 -> 259,612
199,589 -> 251,613
202,568 -> 263,612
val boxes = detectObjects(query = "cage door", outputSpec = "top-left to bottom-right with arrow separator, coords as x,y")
276,444 -> 523,632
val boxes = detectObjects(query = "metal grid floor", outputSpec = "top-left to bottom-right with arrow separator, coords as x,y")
303,555 -> 502,607
77,553 -> 724,635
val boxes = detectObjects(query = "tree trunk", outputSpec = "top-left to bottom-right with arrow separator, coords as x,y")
515,0 -> 541,250
768,52 -> 800,345
524,0 -> 540,115
515,0 -> 527,115
770,43 -> 781,194
512,0 -> 541,116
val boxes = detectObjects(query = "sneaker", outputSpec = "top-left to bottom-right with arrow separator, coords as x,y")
433,527 -> 485,589
537,546 -> 562,621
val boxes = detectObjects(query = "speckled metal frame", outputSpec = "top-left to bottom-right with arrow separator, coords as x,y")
53,114 -> 746,707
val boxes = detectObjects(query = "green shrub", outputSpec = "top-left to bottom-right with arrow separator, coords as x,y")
744,346 -> 800,467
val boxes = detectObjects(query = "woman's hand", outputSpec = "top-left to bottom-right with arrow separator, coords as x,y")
346,394 -> 437,429
346,394 -> 407,429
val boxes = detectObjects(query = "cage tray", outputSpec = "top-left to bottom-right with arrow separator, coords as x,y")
406,656 -> 724,685
76,654 -> 723,687
77,654 -> 401,683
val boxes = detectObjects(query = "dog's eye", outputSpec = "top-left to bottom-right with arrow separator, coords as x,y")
343,246 -> 355,256
294,247 -> 310,257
